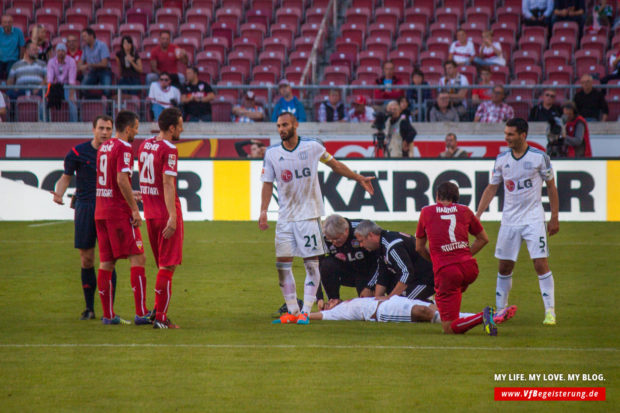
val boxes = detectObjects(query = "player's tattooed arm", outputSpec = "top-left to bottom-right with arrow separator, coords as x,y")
325,158 -> 375,195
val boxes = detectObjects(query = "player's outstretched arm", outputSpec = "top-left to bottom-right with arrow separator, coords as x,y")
475,183 -> 499,219
162,174 -> 177,239
51,174 -> 72,205
117,172 -> 142,227
325,158 -> 375,195
258,181 -> 273,231
546,178 -> 560,236
470,229 -> 489,256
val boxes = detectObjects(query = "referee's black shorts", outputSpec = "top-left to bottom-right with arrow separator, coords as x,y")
74,201 -> 97,250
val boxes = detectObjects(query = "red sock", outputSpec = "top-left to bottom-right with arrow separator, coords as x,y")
450,312 -> 483,334
97,269 -> 114,319
155,269 -> 174,322
130,266 -> 148,317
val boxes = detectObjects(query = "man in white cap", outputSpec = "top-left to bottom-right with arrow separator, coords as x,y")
46,42 -> 78,121
232,91 -> 265,122
270,79 -> 306,121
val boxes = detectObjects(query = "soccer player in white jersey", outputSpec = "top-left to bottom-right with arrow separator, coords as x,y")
476,118 -> 560,325
259,112 -> 375,324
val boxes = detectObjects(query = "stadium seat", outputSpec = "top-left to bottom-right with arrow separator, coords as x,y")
301,22 -> 321,38
156,8 -> 183,26
552,21 -> 578,40
383,0 -> 405,14
80,99 -> 110,123
419,50 -> 445,67
324,66 -> 350,84
65,7 -> 91,28
141,37 -> 159,53
458,65 -> 477,84
351,78 -> 374,98
5,7 -> 32,31
258,50 -> 285,72
389,49 -> 416,67
173,37 -> 200,61
496,6 -> 521,30
491,22 -> 517,43
180,22 -> 207,39
340,23 -> 366,46
549,35 -> 577,55
58,23 -> 84,40
394,36 -> 421,58
294,36 -> 318,53
404,5 -> 432,25
271,23 -> 296,45
543,79 -> 569,100
252,64 -> 278,83
543,49 -> 570,69
426,37 -> 451,57
232,38 -> 258,57
465,6 -> 492,26
358,50 -> 383,68
368,22 -> 395,40
211,22 -> 236,46
345,7 -> 371,26
220,65 -> 246,83
228,50 -> 254,74
91,23 -> 115,46
275,7 -> 303,26
240,22 -> 267,40
420,65 -> 443,84
522,26 -> 547,43
196,50 -> 222,77
461,22 -> 485,39
398,22 -> 425,39
101,0 -> 127,9
574,49 -> 602,68
244,8 -> 270,27
519,35 -> 545,57
394,65 -> 412,81
215,6 -> 242,27
443,0 -> 466,15
580,35 -> 608,58
284,65 -> 306,85
262,36 -> 290,55
119,23 -> 145,41
429,22 -> 456,39
249,79 -> 274,101
545,63 -> 574,83
576,64 -> 606,80
211,96 -> 235,121
15,96 -> 40,122
374,7 -> 402,28
355,65 -> 381,83
95,8 -> 121,27
490,65 -> 510,84
515,64 -> 542,83
216,80 -> 243,101
186,8 -> 213,25
607,95 -> 620,121
289,50 -> 310,68
509,79 -> 536,99
329,51 -> 354,72
126,7 -> 150,29
149,22 -> 175,38
512,49 -> 540,66
366,36 -> 391,59
506,96 -> 531,119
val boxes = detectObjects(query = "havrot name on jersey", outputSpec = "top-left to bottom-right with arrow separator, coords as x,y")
95,138 -> 134,220
138,137 -> 181,219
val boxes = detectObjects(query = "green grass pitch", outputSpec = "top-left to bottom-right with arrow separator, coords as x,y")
0,221 -> 618,412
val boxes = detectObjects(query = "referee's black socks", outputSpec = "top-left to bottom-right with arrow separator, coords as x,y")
81,268 -> 97,311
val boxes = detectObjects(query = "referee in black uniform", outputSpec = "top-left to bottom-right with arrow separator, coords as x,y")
52,115 -> 117,320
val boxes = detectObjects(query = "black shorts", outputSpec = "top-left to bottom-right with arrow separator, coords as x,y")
74,201 -> 97,250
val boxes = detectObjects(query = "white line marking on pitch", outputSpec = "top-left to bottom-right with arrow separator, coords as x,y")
0,344 -> 617,352
27,221 -> 66,228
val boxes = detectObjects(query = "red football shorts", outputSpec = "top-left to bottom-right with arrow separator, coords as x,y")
434,259 -> 479,322
146,217 -> 184,268
96,218 -> 145,262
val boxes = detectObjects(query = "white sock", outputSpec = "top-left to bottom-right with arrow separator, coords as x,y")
301,259 -> 320,313
432,311 -> 441,323
538,271 -> 555,311
496,273 -> 513,311
276,262 -> 299,315
459,312 -> 476,318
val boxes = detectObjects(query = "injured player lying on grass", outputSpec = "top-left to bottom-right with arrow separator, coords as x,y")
308,295 -> 517,325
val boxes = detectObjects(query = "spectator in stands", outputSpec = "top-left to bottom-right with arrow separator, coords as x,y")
234,139 -> 267,158
146,30 -> 188,89
439,133 -> 470,158
562,101 -> 592,157
347,95 -> 375,122
439,60 -> 468,118
0,92 -> 6,121
399,96 -> 415,122
601,49 -> 620,84
473,31 -> 506,67
318,89 -> 347,122
66,34 -> 82,63
529,88 -> 562,122
471,67 -> 494,105
385,100 -> 417,158
78,28 -> 112,99
271,79 -> 306,121
28,25 -> 51,62
232,91 -> 265,122
574,74 -> 608,122
406,69 -> 432,120
552,0 -> 586,34
374,60 -> 404,103
449,30 -> 476,66
522,0 -> 554,26
148,71 -> 181,119
46,43 -> 78,122
115,36 -> 142,96
6,41 -> 46,99
594,0 -> 613,26
429,92 -> 460,122
0,15 -> 25,80
180,66 -> 215,122
474,86 -> 515,123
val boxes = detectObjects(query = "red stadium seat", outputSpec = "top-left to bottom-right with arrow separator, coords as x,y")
580,35 -> 608,58
5,7 -> 32,31
211,22 -> 235,46
232,39 -> 258,57
383,0 -> 405,14
351,78 -> 374,98
512,49 -> 539,66
16,96 -> 41,122
458,65 -> 477,84
491,22 -> 518,43
91,23 -> 115,46
389,49 -> 416,67
522,26 -> 547,42
275,6 -> 303,26
509,79 -> 536,99
34,7 -> 60,32
142,37 -> 160,53
443,0 -> 466,15
490,65 -> 510,84
215,6 -> 242,27
95,8 -> 121,27
324,65 -> 351,84
126,7 -> 150,29
345,7 -> 371,26
420,65 -> 443,84
80,99 -> 110,123
394,36 -> 421,58
262,37 -> 290,54
576,64 -> 606,80
366,36 -> 390,59
552,21 -> 578,40
357,50 -> 382,68
549,35 -> 577,55
211,96 -> 235,121
271,23 -> 296,45
355,65 -> 381,83
258,50 -> 285,72
515,64 -> 542,83
228,50 -> 254,74
119,23 -> 145,41
295,36 -> 319,53
252,65 -> 278,83
404,6 -> 431,26
419,50 -> 445,67
329,51 -> 354,72
155,8 -> 183,26
196,50 -> 222,78
300,22 -> 321,38
173,37 -> 200,61
180,22 -> 207,39
394,64 -> 412,81
429,22 -> 456,39
240,22 -> 267,40
506,96 -> 531,119
340,23 -> 366,45
543,49 -> 570,69
496,6 -> 521,29
289,51 -> 311,68
58,23 -> 84,40
575,49 -> 602,67
65,7 -> 91,28
465,6 -> 492,26
435,7 -> 462,26
186,8 -> 213,25
543,79 -> 569,100
426,37 -> 451,56
149,22 -> 175,38
374,7 -> 402,27
216,81 -> 243,102
519,35 -> 545,57
245,8 -> 271,27
398,22 -> 425,39
368,22 -> 395,40
220,66 -> 246,83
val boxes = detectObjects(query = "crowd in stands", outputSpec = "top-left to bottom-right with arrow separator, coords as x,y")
0,0 -> 619,126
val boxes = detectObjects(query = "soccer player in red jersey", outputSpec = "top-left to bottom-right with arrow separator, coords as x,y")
138,107 -> 184,329
95,110 -> 151,325
415,182 -> 515,336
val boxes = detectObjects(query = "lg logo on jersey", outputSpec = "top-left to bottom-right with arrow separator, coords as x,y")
281,167 -> 311,182
505,179 -> 532,192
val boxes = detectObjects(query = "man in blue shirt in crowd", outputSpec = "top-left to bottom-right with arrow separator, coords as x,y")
78,28 -> 112,98
0,15 -> 25,80
51,115 -> 118,320
271,79 -> 306,122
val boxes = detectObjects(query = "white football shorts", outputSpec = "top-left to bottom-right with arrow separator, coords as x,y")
376,296 -> 431,323
275,218 -> 327,258
494,221 -> 549,262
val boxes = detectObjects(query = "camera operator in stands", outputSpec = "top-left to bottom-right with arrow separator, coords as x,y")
384,100 -> 417,158
561,102 -> 592,158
